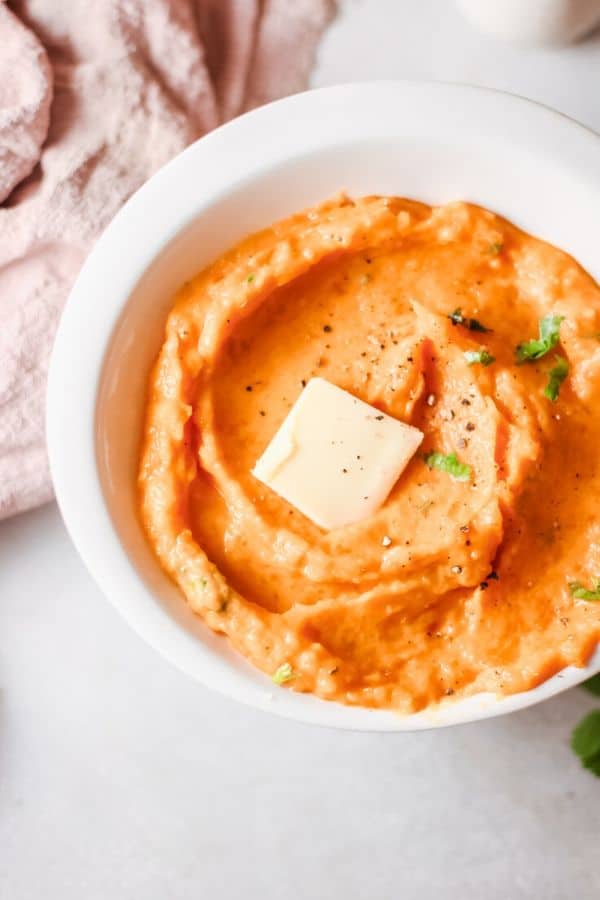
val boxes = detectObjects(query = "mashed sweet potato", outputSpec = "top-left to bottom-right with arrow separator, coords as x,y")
139,195 -> 600,712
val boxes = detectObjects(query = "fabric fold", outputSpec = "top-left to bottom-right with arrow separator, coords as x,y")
0,0 -> 336,520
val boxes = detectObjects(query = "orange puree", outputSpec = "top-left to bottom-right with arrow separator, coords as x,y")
139,195 -> 600,712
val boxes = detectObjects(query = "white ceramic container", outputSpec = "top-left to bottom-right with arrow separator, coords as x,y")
47,82 -> 600,731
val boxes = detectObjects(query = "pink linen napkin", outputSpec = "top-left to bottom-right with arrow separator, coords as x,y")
0,0 -> 336,520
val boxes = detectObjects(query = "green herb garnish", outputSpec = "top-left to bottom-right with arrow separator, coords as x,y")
571,710 -> 600,777
543,356 -> 568,401
489,242 -> 503,255
582,674 -> 600,697
247,274 -> 255,283
448,308 -> 490,333
569,579 -> 600,601
464,349 -> 495,367
424,451 -> 471,482
516,314 -> 564,363
272,662 -> 294,685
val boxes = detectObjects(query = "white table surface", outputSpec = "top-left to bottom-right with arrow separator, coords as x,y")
2,2 -> 600,898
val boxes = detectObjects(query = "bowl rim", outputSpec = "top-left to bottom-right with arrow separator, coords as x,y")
47,80 -> 600,731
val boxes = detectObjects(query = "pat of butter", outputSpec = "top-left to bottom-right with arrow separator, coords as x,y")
251,377 -> 424,530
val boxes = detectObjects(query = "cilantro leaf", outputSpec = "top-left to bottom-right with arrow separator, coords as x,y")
571,710 -> 600,777
543,356 -> 569,401
569,580 -> 600,601
581,673 -> 600,697
424,451 -> 472,482
272,662 -> 294,685
583,754 -> 600,776
516,314 -> 564,362
489,242 -> 503,255
448,308 -> 490,333
464,349 -> 495,367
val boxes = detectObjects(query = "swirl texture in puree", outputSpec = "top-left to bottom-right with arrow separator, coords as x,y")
139,195 -> 600,712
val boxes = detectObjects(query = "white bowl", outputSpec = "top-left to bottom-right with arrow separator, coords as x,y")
47,81 -> 600,731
